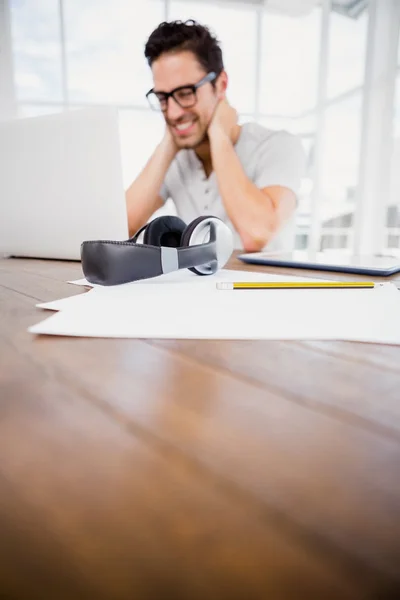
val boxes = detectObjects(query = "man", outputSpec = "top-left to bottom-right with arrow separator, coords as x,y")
126,19 -> 306,252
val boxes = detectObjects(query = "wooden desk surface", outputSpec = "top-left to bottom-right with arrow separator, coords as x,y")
1,254 -> 400,599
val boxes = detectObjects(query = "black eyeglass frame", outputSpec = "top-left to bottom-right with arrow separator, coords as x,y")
146,71 -> 217,111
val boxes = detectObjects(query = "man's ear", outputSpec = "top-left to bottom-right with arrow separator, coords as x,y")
216,71 -> 228,98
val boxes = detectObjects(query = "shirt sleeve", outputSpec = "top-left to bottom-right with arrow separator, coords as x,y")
253,131 -> 307,198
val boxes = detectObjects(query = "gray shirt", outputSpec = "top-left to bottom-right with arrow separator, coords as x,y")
160,121 -> 306,250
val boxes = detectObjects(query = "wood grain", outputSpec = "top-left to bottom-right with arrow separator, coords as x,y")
4,346 -> 366,600
1,256 -> 400,599
149,339 -> 400,436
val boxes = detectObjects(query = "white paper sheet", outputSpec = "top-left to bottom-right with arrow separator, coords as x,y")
28,269 -> 400,344
37,269 -> 330,311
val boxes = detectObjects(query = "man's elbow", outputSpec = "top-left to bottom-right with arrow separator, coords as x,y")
242,237 -> 266,253
240,221 -> 278,253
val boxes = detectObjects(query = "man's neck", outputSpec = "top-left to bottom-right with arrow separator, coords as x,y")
195,124 -> 241,179
195,140 -> 212,178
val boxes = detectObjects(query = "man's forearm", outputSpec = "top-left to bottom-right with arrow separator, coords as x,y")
125,138 -> 176,236
209,131 -> 277,251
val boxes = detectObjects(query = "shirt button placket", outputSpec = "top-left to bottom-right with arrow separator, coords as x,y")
204,178 -> 210,211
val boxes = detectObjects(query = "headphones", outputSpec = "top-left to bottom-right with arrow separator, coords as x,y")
80,215 -> 234,285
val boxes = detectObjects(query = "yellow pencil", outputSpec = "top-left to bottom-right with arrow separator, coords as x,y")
216,281 -> 377,290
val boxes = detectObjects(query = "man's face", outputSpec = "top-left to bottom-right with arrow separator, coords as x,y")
151,51 -> 220,149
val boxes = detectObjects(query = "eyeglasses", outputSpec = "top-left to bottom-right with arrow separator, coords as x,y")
146,72 -> 217,112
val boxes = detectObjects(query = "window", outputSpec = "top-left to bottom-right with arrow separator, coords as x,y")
398,32 -> 400,65
387,73 -> 400,250
393,75 -> 400,140
327,10 -> 368,99
322,95 -> 363,204
169,1 -> 258,114
17,104 -> 63,118
259,115 -> 316,137
63,0 -> 164,105
319,93 -> 363,250
259,8 -> 321,116
10,0 -> 63,102
259,114 -> 315,248
6,0 -> 394,256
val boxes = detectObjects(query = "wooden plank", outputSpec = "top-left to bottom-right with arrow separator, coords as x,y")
2,282 -> 400,584
299,340 -> 400,373
0,292 -> 380,599
149,339 -> 400,437
2,349 -> 369,600
31,335 -> 400,580
0,256 -> 83,283
0,268 -> 87,303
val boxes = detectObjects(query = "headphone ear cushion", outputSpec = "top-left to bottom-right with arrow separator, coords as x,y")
143,216 -> 187,247
181,216 -> 226,275
181,216 -> 212,248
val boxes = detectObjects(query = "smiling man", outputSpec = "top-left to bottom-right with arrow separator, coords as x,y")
125,19 -> 306,252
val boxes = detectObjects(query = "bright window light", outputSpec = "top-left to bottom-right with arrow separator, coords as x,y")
327,9 -> 368,99
10,0 -> 63,101
63,0 -> 164,105
259,8 -> 321,116
169,1 -> 258,114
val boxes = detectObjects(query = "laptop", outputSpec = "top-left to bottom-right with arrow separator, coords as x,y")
238,250 -> 400,277
0,107 -> 129,261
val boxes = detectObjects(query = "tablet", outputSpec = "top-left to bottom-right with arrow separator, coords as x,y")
238,250 -> 400,277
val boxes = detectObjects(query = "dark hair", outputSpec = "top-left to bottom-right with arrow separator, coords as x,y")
144,19 -> 224,79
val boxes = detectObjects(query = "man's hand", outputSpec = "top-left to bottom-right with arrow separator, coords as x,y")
160,125 -> 179,159
208,98 -> 238,142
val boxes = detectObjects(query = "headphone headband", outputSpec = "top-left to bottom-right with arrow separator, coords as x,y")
81,222 -> 220,285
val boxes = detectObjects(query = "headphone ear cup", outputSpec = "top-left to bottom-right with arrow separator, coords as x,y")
181,216 -> 233,275
143,216 -> 187,247
181,216 -> 211,275
181,216 -> 210,246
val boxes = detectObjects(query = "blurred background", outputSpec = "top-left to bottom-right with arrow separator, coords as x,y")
0,0 -> 399,255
